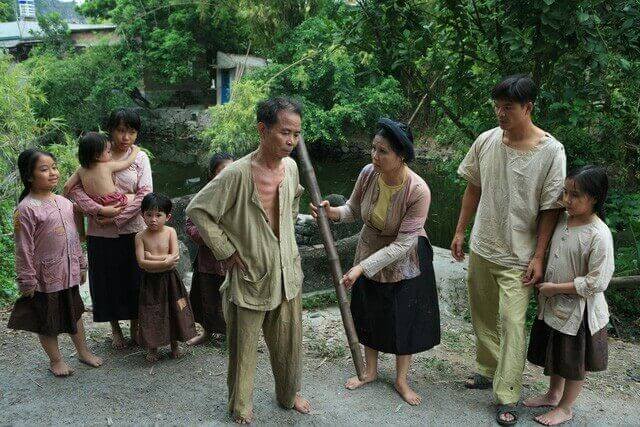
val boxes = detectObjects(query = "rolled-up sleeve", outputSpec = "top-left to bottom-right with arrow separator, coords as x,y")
13,207 -> 38,293
574,231 -> 615,298
540,146 -> 566,210
359,183 -> 430,278
186,169 -> 238,261
457,138 -> 481,187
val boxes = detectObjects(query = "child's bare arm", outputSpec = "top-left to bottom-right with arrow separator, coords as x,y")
135,232 -> 172,272
62,171 -> 81,196
108,145 -> 141,173
144,251 -> 167,261
168,227 -> 179,257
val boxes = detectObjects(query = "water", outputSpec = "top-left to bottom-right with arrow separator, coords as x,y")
151,156 -> 463,249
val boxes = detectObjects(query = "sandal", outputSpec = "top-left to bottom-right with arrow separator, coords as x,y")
464,373 -> 493,389
496,404 -> 518,426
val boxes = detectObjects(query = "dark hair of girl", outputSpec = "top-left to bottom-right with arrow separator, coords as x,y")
208,152 -> 234,178
566,165 -> 609,220
17,148 -> 57,202
78,132 -> 109,168
105,108 -> 142,135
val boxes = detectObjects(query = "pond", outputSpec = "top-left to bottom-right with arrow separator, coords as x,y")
151,156 -> 464,249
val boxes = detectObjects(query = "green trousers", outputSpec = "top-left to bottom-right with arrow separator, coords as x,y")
223,290 -> 302,419
467,252 -> 531,404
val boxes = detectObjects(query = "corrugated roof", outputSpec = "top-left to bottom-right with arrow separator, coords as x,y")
0,20 -> 115,42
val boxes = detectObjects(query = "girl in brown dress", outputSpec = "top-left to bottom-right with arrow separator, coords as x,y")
525,166 -> 614,426
8,149 -> 103,376
134,193 -> 196,362
186,153 -> 233,345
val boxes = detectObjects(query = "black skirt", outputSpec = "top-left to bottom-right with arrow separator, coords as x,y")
138,269 -> 197,348
189,265 -> 226,335
7,286 -> 85,336
527,310 -> 608,381
87,233 -> 141,322
350,236 -> 441,355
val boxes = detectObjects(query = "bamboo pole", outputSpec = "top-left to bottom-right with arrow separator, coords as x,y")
295,134 -> 366,380
608,275 -> 640,291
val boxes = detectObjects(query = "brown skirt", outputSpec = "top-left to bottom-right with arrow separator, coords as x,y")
7,286 -> 85,336
189,270 -> 226,335
527,312 -> 608,381
137,269 -> 197,348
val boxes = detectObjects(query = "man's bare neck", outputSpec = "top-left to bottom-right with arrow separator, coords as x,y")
254,148 -> 283,171
503,122 -> 543,143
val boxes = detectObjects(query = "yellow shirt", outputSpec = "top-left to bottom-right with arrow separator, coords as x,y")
370,173 -> 406,230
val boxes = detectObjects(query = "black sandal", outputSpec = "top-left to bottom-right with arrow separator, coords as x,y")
496,404 -> 518,426
464,373 -> 493,389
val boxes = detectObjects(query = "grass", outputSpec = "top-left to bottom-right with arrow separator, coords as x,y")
422,356 -> 454,376
302,289 -> 339,310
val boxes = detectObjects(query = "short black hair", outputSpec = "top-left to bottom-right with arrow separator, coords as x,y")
566,165 -> 609,220
141,192 -> 172,215
491,74 -> 537,104
209,152 -> 234,178
78,132 -> 109,168
106,108 -> 141,134
256,97 -> 302,128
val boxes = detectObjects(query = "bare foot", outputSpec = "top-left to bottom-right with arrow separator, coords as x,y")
112,330 -> 126,350
524,392 -> 561,408
345,372 -> 377,390
78,352 -> 103,368
146,349 -> 160,363
170,342 -> 184,359
49,359 -> 74,377
394,380 -> 422,405
534,407 -> 573,426
293,394 -> 311,414
186,332 -> 210,346
233,410 -> 253,424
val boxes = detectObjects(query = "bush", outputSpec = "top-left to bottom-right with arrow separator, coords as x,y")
24,44 -> 139,134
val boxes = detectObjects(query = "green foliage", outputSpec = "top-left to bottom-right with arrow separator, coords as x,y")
0,0 -> 16,21
30,12 -> 74,57
0,200 -> 18,306
23,44 -> 139,133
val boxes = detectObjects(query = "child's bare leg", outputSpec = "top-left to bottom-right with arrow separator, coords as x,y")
524,374 -> 564,407
535,379 -> 582,426
345,345 -> 378,389
110,321 -> 126,349
394,354 -> 421,405
170,340 -> 184,358
187,327 -> 211,346
146,347 -> 160,363
70,319 -> 103,367
38,334 -> 73,377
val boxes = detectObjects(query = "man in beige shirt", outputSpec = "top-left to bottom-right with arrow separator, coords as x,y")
186,97 -> 310,423
451,75 -> 566,425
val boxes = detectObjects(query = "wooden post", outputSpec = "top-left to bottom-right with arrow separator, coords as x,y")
295,134 -> 366,380
608,275 -> 640,291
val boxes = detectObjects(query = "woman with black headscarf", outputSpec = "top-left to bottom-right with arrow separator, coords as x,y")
311,118 -> 441,405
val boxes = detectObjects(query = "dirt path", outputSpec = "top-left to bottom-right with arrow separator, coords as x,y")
1,302 -> 639,425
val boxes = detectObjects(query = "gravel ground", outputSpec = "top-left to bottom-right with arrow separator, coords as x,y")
1,299 -> 639,425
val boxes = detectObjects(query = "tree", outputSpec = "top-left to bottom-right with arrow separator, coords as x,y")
31,12 -> 74,57
0,0 -> 16,22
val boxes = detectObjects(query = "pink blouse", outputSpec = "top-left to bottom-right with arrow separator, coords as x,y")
185,217 -> 227,276
335,164 -> 430,283
68,149 -> 152,238
14,194 -> 86,294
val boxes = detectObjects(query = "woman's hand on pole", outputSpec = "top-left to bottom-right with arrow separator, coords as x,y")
309,200 -> 338,221
340,265 -> 363,289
